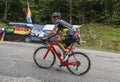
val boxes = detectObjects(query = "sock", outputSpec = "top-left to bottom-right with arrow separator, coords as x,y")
63,50 -> 67,55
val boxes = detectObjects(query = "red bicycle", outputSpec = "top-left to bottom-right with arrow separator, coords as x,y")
33,40 -> 91,76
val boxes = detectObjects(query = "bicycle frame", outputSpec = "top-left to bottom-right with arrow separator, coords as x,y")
34,40 -> 91,76
43,42 -> 78,66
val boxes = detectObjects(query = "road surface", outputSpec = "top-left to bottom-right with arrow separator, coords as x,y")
0,41 -> 120,82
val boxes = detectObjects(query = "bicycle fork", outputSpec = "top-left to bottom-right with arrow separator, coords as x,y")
43,46 -> 51,59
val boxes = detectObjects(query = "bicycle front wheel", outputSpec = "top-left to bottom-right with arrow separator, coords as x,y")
67,52 -> 91,76
33,46 -> 56,69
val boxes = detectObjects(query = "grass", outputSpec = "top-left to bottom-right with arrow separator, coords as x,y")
0,22 -> 8,29
79,23 -> 120,53
0,23 -> 7,28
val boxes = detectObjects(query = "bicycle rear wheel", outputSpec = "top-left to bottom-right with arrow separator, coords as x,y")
67,52 -> 91,76
33,46 -> 56,69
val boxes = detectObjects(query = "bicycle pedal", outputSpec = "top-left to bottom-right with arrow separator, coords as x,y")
59,63 -> 65,67
59,64 -> 63,67
59,63 -> 64,67
59,61 -> 68,67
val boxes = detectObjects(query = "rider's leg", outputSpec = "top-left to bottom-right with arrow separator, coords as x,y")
55,38 -> 67,54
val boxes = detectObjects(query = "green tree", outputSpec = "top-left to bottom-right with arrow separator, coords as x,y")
0,0 -> 120,25
1,0 -> 13,21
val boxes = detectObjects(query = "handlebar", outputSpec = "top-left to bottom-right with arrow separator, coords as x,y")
40,38 -> 50,45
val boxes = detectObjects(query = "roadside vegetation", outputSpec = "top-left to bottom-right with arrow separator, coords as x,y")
80,23 -> 120,53
0,23 -> 7,28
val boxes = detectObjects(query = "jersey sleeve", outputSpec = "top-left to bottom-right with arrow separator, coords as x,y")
55,20 -> 61,27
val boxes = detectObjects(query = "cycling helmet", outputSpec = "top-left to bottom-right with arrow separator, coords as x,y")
52,12 -> 61,18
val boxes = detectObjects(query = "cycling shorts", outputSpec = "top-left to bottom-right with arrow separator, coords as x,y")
60,34 -> 74,47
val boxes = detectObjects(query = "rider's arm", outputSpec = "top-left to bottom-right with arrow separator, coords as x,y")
46,25 -> 58,39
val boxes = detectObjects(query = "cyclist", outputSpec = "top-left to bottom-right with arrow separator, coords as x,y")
43,12 -> 77,62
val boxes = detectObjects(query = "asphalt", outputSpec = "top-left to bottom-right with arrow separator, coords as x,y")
0,41 -> 120,82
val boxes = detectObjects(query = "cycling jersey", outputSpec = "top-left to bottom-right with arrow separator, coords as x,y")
55,19 -> 76,34
55,19 -> 77,46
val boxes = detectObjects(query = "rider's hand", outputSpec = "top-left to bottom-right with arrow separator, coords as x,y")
41,37 -> 49,45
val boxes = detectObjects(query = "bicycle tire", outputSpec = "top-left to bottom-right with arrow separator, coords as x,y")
67,52 -> 91,76
33,46 -> 56,69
